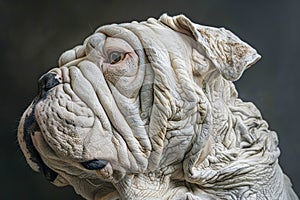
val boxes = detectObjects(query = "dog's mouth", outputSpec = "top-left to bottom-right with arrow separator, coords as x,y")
21,101 -> 59,182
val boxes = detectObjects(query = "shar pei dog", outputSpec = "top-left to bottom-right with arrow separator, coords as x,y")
18,14 -> 298,200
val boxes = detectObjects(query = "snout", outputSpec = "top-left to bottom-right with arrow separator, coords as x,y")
19,62 -> 115,160
18,66 -> 114,181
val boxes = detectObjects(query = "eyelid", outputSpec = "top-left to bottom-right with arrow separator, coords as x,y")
104,37 -> 133,55
105,47 -> 126,56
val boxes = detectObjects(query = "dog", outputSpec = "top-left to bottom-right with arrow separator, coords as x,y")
18,14 -> 298,200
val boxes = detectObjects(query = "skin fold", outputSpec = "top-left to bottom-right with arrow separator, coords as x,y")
18,14 -> 298,200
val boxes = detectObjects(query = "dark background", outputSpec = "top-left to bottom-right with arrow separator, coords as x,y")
1,0 -> 299,199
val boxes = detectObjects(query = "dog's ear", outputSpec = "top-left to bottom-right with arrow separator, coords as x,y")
159,14 -> 261,81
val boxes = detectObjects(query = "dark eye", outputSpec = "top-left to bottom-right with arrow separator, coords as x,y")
108,51 -> 125,64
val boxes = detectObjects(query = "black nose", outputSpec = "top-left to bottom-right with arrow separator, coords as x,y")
38,73 -> 61,97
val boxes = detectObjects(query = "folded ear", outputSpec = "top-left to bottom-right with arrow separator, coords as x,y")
159,14 -> 261,81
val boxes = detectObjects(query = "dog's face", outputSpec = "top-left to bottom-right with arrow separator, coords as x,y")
18,14 -> 262,199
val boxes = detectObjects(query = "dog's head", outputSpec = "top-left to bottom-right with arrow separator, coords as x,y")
18,14 -> 265,199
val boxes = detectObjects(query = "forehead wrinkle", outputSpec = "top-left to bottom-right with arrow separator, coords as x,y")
97,24 -> 144,54
103,37 -> 135,54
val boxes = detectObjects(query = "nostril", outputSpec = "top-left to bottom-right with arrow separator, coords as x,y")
81,159 -> 108,170
38,73 -> 61,97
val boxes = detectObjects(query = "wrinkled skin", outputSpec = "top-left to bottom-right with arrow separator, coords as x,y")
18,14 -> 298,200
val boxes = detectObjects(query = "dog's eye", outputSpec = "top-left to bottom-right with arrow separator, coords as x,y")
108,51 -> 125,64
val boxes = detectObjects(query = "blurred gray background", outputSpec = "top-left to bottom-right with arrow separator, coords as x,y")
1,0 -> 299,199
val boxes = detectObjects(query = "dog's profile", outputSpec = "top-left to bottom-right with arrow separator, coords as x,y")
18,14 -> 298,200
